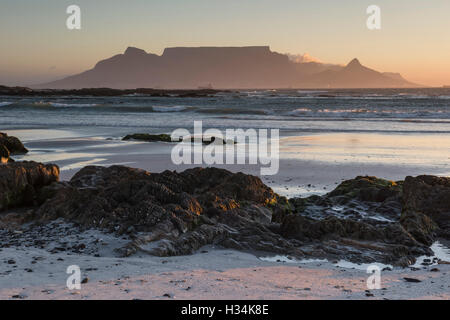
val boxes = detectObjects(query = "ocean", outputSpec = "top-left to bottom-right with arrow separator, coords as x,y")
1,88 -> 450,134
2,88 -> 450,197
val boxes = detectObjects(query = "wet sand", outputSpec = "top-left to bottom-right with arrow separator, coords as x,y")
7,127 -> 450,198
1,245 -> 449,300
1,127 -> 450,300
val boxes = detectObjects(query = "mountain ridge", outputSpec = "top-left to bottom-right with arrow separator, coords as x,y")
37,46 -> 419,89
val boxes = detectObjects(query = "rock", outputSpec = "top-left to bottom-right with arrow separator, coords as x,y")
122,133 -> 236,145
288,176 -> 403,223
34,166 -> 293,257
278,214 -> 427,266
81,278 -> 89,284
5,166 -> 447,267
0,85 -> 224,97
401,175 -> 450,245
122,133 -> 172,143
327,176 -> 402,203
0,145 -> 10,164
0,161 -> 60,212
281,176 -> 429,266
0,132 -> 28,155
0,132 -> 28,163
403,277 -> 422,283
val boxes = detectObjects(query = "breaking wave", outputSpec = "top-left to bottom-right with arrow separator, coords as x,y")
287,107 -> 450,119
0,101 -> 195,113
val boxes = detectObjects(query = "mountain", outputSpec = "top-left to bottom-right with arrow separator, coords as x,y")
38,46 -> 418,89
304,58 -> 418,88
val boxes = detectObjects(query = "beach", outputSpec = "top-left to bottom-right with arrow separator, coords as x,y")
1,89 -> 450,300
1,243 -> 449,300
4,126 -> 449,198
2,0 -> 450,304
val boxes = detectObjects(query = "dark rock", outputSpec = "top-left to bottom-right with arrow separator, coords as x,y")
122,133 -> 236,145
0,85 -> 224,97
0,161 -> 59,212
403,277 -> 422,283
288,176 -> 403,223
327,176 -> 402,203
34,166 -> 293,257
81,278 -> 89,284
0,132 -> 28,163
0,132 -> 28,155
122,133 -> 172,143
0,145 -> 10,164
279,176 -> 432,266
278,214 -> 427,266
5,165 -> 448,268
401,175 -> 450,245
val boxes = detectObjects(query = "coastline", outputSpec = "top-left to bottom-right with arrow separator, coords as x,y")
1,128 -> 450,300
1,245 -> 449,300
7,127 -> 450,197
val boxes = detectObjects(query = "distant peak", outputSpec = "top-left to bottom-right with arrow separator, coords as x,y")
124,47 -> 147,56
346,58 -> 362,68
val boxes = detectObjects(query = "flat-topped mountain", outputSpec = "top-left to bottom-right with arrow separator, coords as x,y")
38,46 -> 418,89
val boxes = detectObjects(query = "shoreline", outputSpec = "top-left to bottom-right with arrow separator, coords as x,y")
7,127 -> 450,198
1,245 -> 449,300
1,129 -> 450,300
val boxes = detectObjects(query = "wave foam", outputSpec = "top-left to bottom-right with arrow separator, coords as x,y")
151,105 -> 191,112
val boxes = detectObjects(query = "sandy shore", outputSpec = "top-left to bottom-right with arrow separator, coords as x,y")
1,245 -> 449,300
8,127 -> 450,198
1,127 -> 450,300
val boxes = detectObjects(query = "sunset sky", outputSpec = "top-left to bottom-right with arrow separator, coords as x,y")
1,0 -> 449,86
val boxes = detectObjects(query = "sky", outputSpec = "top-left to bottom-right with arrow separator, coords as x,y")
1,0 -> 449,86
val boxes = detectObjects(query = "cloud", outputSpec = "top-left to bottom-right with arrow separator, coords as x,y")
286,53 -> 322,64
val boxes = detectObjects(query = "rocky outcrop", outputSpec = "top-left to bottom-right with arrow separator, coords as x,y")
285,176 -> 403,224
122,133 -> 173,143
0,132 -> 28,163
0,85 -> 222,97
327,176 -> 402,203
2,161 -> 447,267
401,175 -> 450,245
123,133 -> 236,145
281,176 -> 429,266
34,166 -> 296,257
0,132 -> 28,155
0,145 -> 10,164
0,161 -> 60,211
30,167 -> 435,266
